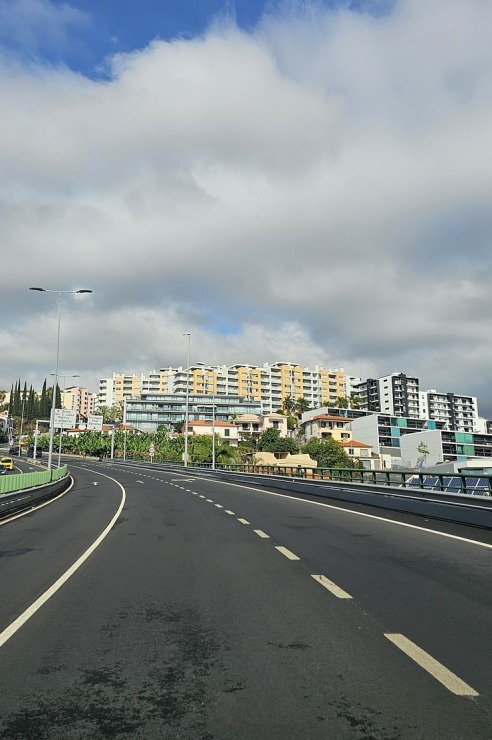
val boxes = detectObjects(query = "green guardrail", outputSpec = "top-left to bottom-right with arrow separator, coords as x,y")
0,465 -> 68,495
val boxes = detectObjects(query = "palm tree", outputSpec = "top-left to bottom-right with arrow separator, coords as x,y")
294,397 -> 310,419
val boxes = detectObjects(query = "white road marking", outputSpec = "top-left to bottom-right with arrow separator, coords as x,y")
225,510 -> 235,515
215,504 -> 224,508
275,546 -> 300,561
237,518 -> 250,524
385,633 -> 479,696
209,479 -> 492,549
254,530 -> 270,539
136,480 -> 144,484
311,574 -> 352,599
0,471 -> 126,649
206,498 -> 214,503
199,495 -> 206,499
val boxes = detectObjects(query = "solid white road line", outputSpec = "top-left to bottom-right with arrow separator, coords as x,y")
384,633 -> 479,697
254,530 -> 270,539
237,518 -> 250,525
311,574 -> 352,599
0,471 -> 126,650
275,546 -> 300,561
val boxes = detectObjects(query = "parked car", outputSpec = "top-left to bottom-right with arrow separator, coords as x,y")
9,445 -> 20,455
27,446 -> 43,458
0,457 -> 15,471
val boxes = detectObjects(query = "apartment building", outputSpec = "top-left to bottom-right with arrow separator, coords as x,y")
124,393 -> 261,434
61,386 -> 98,421
353,373 -> 420,418
99,362 -> 349,413
399,428 -> 492,467
98,374 -> 146,407
419,390 -> 479,433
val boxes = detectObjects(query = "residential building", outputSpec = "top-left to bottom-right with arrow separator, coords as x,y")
99,362 -> 350,414
186,419 -> 239,446
399,428 -> 492,467
62,386 -> 98,421
98,373 -> 146,408
300,414 -> 353,443
419,390 -> 479,432
233,412 -> 288,443
350,413 -> 446,465
353,373 -> 420,418
124,393 -> 261,434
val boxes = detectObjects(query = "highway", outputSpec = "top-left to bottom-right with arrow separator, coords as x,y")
0,460 -> 491,739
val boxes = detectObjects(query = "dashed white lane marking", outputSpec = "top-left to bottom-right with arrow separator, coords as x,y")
208,479 -> 492,550
225,510 -> 235,515
237,518 -> 250,525
275,546 -> 300,561
206,499 -> 214,503
192,492 -> 198,496
214,504 -> 223,509
254,530 -> 270,539
0,471 -> 126,650
199,495 -> 206,499
384,633 -> 479,697
311,574 -> 352,599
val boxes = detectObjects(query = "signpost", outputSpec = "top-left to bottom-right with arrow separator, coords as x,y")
53,409 -> 77,429
149,443 -> 155,463
87,414 -> 104,431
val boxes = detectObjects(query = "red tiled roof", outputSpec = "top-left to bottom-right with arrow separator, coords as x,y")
340,439 -> 372,448
190,420 -> 235,428
303,415 -> 350,423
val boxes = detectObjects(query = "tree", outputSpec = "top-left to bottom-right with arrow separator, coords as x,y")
281,395 -> 295,415
294,397 -> 310,419
335,396 -> 349,409
349,392 -> 362,409
258,428 -> 298,454
416,442 -> 429,470
301,438 -> 358,469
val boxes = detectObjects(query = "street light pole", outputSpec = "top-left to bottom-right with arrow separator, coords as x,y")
51,373 -> 79,467
30,287 -> 92,471
183,332 -> 191,467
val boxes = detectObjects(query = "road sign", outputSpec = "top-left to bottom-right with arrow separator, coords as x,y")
149,444 -> 155,455
53,409 -> 77,429
87,415 -> 104,431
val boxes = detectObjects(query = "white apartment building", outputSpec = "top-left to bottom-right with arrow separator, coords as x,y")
419,390 -> 479,433
98,373 -> 147,408
353,373 -> 420,418
62,386 -> 98,421
99,362 -> 349,413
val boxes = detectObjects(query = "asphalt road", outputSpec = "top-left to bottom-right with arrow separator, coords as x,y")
0,460 -> 491,739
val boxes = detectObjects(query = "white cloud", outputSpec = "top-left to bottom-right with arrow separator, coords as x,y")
1,0 -> 492,414
0,0 -> 89,52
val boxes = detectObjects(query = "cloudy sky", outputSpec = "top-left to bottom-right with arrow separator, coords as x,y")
1,0 -> 492,413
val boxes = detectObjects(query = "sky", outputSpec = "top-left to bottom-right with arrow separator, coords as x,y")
1,0 -> 492,415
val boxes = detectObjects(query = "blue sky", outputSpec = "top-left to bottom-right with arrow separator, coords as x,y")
1,0 -> 492,416
0,0 -> 392,76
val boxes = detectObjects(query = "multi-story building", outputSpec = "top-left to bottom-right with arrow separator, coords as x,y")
353,373 -> 420,418
124,393 -> 261,434
98,374 -> 146,408
399,428 -> 492,467
419,390 -> 479,432
100,363 -> 349,414
62,386 -> 98,421
350,413 -> 446,463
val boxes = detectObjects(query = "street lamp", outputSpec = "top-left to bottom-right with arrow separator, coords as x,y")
203,366 -> 216,470
183,332 -> 191,467
30,287 -> 92,471
51,373 -> 80,467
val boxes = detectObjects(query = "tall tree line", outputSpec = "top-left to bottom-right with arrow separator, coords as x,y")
8,378 -> 61,423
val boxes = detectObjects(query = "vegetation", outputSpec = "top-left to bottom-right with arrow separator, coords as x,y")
301,438 -> 362,469
257,428 -> 299,454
